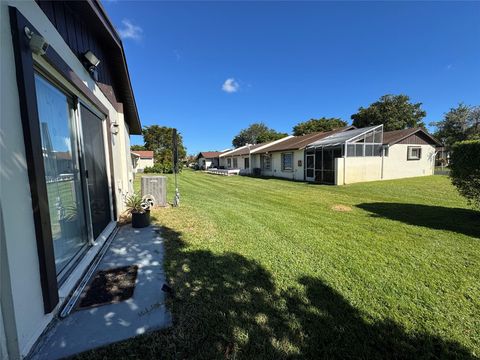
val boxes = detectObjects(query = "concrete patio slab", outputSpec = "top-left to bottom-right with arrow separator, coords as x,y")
30,225 -> 172,360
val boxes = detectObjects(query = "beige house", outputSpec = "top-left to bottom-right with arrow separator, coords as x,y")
213,126 -> 440,185
131,150 -> 154,173
307,126 -> 441,185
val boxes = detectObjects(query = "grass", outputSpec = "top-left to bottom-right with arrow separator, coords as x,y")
78,171 -> 479,359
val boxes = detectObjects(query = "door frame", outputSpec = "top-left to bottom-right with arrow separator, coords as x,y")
305,153 -> 315,182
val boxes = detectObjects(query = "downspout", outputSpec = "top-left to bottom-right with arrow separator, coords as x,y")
381,146 -> 385,179
343,142 -> 347,185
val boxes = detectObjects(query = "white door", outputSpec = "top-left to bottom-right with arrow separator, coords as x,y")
306,153 -> 315,181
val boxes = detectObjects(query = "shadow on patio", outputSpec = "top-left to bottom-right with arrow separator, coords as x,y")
31,225 -> 172,360
74,224 -> 477,359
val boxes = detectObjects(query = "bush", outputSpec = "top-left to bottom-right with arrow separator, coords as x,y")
144,162 -> 183,174
449,140 -> 480,208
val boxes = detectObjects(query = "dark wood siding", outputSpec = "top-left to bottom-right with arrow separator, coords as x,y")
35,1 -> 116,101
396,132 -> 436,145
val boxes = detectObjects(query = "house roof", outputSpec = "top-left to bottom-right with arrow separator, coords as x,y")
383,128 -> 441,146
255,127 -> 355,153
131,150 -> 154,159
198,151 -> 224,159
308,125 -> 381,148
39,1 -> 142,134
219,142 -> 275,157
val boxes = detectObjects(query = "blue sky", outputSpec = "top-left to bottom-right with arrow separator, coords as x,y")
103,1 -> 480,154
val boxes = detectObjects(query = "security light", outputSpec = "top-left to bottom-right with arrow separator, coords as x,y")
24,27 -> 49,56
84,50 -> 101,67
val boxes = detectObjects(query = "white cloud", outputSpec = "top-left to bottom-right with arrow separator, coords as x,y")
118,19 -> 143,41
222,78 -> 240,93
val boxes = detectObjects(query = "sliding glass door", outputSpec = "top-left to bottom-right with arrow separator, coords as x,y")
35,74 -> 113,281
35,74 -> 88,277
79,105 -> 111,239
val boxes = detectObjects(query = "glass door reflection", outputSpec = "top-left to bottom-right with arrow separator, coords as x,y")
35,74 -> 88,278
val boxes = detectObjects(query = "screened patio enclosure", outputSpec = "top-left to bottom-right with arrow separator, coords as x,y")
305,125 -> 384,184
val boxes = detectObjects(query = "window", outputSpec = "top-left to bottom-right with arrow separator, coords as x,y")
407,146 -> 422,160
244,157 -> 250,169
227,158 -> 232,167
281,152 -> 293,171
261,154 -> 271,170
233,157 -> 238,168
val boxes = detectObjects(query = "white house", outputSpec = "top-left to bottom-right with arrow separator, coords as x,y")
306,126 -> 440,184
215,126 -> 440,185
219,137 -> 294,175
1,1 -> 142,358
131,150 -> 154,173
196,151 -> 224,170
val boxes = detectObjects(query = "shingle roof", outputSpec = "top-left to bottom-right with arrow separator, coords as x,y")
131,150 -> 154,159
198,151 -> 224,159
383,128 -> 441,146
254,127 -> 355,153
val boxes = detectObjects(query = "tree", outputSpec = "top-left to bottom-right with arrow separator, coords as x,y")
432,104 -> 480,150
232,123 -> 287,148
142,125 -> 187,173
131,145 -> 146,151
292,118 -> 347,136
351,94 -> 426,131
449,140 -> 480,208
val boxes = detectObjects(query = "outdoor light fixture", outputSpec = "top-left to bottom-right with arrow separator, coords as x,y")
83,50 -> 101,81
110,122 -> 119,135
24,27 -> 49,56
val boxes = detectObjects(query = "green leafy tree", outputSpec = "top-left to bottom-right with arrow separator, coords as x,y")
142,125 -> 186,173
432,104 -> 480,150
131,145 -> 146,151
232,123 -> 287,148
449,140 -> 480,208
351,94 -> 426,131
292,118 -> 347,136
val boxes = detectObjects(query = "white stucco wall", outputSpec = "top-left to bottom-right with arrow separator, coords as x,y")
382,144 -> 435,180
0,1 -> 135,357
135,157 -> 154,171
260,150 -> 304,181
335,144 -> 436,185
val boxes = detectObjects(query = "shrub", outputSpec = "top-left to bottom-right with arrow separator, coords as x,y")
144,162 -> 183,174
449,140 -> 480,208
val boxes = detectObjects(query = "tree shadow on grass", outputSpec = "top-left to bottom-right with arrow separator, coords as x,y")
357,203 -> 480,239
76,225 -> 477,359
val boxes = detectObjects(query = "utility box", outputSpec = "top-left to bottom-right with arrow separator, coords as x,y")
141,176 -> 167,207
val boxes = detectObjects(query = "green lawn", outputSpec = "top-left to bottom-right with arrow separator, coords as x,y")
80,171 -> 479,359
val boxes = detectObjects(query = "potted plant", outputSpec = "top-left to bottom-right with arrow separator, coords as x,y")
125,193 -> 150,228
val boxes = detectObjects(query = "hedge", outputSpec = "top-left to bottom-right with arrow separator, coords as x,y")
449,140 -> 480,208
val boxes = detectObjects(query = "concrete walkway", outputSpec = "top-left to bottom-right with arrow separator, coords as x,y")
31,225 -> 172,359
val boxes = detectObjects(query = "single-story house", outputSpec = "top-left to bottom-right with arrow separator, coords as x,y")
213,126 -> 440,185
131,150 -> 154,173
1,1 -> 141,358
219,137 -> 294,175
305,126 -> 441,184
196,151 -> 224,170
251,127 -> 354,181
